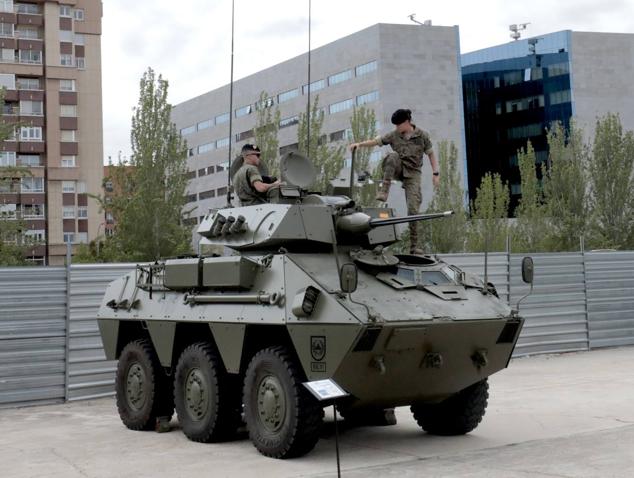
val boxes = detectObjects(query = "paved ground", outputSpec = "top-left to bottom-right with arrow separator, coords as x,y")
2,346 -> 634,478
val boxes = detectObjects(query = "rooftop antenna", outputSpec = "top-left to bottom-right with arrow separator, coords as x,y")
408,13 -> 427,26
509,23 -> 530,41
226,0 -> 235,206
306,0 -> 311,158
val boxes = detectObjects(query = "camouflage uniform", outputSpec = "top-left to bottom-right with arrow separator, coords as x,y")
233,164 -> 267,206
375,126 -> 433,251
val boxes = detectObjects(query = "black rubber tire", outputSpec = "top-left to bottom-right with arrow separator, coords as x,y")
115,339 -> 173,431
243,346 -> 324,459
174,342 -> 241,443
411,379 -> 489,436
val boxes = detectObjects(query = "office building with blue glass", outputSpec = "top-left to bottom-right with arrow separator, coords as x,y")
461,30 -> 634,210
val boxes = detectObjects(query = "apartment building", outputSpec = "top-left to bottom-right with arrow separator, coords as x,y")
0,0 -> 103,265
172,23 -> 466,225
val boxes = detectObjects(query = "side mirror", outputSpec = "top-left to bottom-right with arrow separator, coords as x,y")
521,257 -> 534,284
340,263 -> 358,293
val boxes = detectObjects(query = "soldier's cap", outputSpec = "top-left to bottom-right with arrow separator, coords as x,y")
391,108 -> 412,125
241,144 -> 261,156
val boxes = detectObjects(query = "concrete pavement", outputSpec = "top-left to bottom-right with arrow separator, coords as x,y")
1,346 -> 633,478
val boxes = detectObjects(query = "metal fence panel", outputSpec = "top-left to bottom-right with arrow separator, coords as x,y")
585,252 -> 634,349
510,253 -> 588,356
0,267 -> 67,408
67,264 -> 135,401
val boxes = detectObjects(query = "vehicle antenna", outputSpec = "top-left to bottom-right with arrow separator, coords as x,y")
226,0 -> 235,206
306,0 -> 311,158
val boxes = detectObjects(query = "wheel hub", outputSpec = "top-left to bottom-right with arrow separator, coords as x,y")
257,375 -> 286,432
185,368 -> 208,420
125,362 -> 146,411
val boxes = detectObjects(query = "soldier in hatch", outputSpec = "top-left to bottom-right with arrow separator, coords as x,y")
349,109 -> 439,254
232,144 -> 281,206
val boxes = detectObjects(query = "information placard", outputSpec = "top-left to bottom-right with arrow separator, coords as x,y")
303,379 -> 348,401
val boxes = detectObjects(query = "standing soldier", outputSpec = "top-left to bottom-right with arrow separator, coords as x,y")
349,109 -> 439,254
232,144 -> 281,206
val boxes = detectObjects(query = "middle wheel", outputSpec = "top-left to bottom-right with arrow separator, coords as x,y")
243,346 -> 324,459
174,342 -> 240,443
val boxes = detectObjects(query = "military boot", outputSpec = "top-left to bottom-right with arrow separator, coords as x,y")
375,181 -> 391,202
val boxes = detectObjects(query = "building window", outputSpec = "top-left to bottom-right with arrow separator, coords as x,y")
16,2 -> 39,14
0,22 -> 13,37
73,8 -> 84,21
74,33 -> 85,46
25,230 -> 45,242
77,232 -> 88,243
1,48 -> 13,62
329,98 -> 354,114
0,203 -> 16,219
76,57 -> 85,69
0,151 -> 16,166
20,100 -> 43,116
236,129 -> 253,142
547,62 -> 569,77
62,180 -> 75,193
180,125 -> 196,136
235,104 -> 252,118
302,79 -> 325,95
77,206 -> 87,218
356,91 -> 379,106
20,126 -> 42,141
63,233 -> 75,244
279,116 -> 299,129
19,50 -> 42,64
215,112 -> 229,125
255,97 -> 274,110
17,77 -> 40,90
59,79 -> 75,91
329,130 -> 347,142
61,130 -> 76,141
60,104 -> 77,117
199,189 -> 216,200
60,54 -> 73,66
17,154 -> 40,167
328,69 -> 353,86
197,168 -> 206,177
22,204 -> 44,218
63,206 -> 75,218
77,181 -> 86,193
198,142 -> 215,154
0,1 -> 12,14
104,180 -> 113,192
217,186 -> 227,196
207,165 -> 215,175
16,26 -> 40,39
510,183 -> 521,195
279,143 -> 299,156
507,123 -> 543,140
59,5 -> 72,17
216,137 -> 229,149
277,88 -> 299,103
59,29 -> 73,42
197,119 -> 212,131
355,60 -> 377,77
0,73 -> 14,89
185,193 -> 197,203
550,90 -> 571,105
61,155 -> 76,167
187,147 -> 194,157
21,177 -> 44,192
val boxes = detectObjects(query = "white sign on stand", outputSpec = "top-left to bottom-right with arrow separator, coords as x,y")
303,379 -> 348,401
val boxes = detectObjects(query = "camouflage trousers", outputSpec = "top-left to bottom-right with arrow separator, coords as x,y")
381,152 -> 422,252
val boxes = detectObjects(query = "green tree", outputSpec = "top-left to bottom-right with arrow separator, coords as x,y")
253,91 -> 281,177
542,121 -> 591,251
297,96 -> 345,193
588,113 -> 634,249
422,141 -> 468,252
105,68 -> 192,261
467,173 -> 510,252
349,106 -> 376,173
511,141 -> 550,252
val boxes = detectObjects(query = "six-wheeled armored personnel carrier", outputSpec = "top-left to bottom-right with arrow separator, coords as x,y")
97,152 -> 531,458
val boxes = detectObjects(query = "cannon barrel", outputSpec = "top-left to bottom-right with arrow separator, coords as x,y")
336,210 -> 453,234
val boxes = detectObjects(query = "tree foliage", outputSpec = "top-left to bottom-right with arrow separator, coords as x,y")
349,106 -> 377,173
467,173 -> 510,252
297,96 -> 344,193
99,68 -> 192,262
253,91 -> 281,177
422,141 -> 468,252
588,113 -> 634,249
541,121 -> 591,251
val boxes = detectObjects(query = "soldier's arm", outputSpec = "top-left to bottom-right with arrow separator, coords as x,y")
252,179 -> 280,193
428,150 -> 439,175
349,138 -> 381,150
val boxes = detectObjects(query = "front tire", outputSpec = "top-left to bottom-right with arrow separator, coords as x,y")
174,342 -> 241,442
411,379 -> 489,436
115,339 -> 173,431
243,346 -> 324,458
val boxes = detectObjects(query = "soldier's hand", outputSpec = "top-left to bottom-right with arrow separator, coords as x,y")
349,143 -> 359,151
432,174 -> 440,189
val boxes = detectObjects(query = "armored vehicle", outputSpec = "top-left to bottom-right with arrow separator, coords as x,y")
97,152 -> 530,459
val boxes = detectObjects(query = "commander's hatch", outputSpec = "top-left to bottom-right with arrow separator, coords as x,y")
376,266 -> 467,300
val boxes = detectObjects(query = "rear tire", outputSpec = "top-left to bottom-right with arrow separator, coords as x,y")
243,346 -> 323,458
115,339 -> 173,431
174,342 -> 241,442
411,379 -> 489,436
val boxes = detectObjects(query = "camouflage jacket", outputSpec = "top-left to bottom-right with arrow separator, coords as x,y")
376,125 -> 433,172
233,164 -> 267,206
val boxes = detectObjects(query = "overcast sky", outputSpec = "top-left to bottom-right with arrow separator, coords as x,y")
102,0 -> 634,163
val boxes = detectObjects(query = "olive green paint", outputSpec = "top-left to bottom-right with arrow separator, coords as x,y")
146,321 -> 176,367
97,319 -> 119,360
209,323 -> 246,373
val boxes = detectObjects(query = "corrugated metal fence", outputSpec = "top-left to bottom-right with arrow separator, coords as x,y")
1,251 -> 633,408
